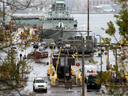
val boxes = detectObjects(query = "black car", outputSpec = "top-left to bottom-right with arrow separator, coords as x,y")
33,43 -> 38,49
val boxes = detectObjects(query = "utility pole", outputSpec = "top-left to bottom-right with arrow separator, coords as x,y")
96,34 -> 102,72
116,47 -> 117,78
82,38 -> 85,96
107,44 -> 110,70
87,0 -> 89,36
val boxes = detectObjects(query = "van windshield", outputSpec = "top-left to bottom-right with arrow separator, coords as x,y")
35,80 -> 45,83
88,75 -> 97,83
88,75 -> 97,79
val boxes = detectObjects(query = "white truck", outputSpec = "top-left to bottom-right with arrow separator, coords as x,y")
84,65 -> 101,89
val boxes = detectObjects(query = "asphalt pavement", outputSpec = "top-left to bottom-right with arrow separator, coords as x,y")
19,44 -> 114,96
0,42 -> 115,96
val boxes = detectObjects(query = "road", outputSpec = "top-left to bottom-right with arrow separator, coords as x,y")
0,41 -> 115,96
17,43 -> 115,96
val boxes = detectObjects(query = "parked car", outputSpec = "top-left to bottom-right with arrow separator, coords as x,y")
33,25 -> 37,29
27,52 -> 35,59
40,42 -> 48,48
65,44 -> 71,49
33,42 -> 38,49
27,51 -> 48,59
33,77 -> 47,92
49,43 -> 55,49
39,46 -> 45,51
35,51 -> 48,58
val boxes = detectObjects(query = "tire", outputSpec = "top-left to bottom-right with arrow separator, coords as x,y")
33,87 -> 36,92
96,84 -> 101,89
45,89 -> 47,93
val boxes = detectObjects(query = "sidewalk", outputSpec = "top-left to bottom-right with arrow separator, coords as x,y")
0,80 -> 26,90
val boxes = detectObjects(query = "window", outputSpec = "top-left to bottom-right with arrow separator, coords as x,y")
35,80 -> 45,83
61,58 -> 64,66
100,1 -> 102,4
88,75 -> 96,80
93,1 -> 95,6
89,2 -> 91,6
97,1 -> 99,5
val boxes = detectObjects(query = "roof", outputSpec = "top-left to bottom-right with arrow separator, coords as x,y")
35,77 -> 43,80
56,0 -> 65,4
100,4 -> 113,9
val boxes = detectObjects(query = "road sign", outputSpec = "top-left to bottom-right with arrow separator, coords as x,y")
76,63 -> 80,67
121,56 -> 125,60
104,52 -> 108,55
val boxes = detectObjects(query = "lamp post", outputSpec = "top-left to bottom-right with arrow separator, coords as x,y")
87,0 -> 89,36
63,34 -> 67,41
40,20 -> 44,38
82,38 -> 85,96
96,34 -> 101,44
3,0 -> 5,27
96,34 -> 102,72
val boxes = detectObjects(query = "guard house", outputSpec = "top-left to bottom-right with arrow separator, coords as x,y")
52,54 -> 75,80
85,36 -> 94,53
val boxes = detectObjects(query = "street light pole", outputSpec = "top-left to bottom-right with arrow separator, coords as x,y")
3,0 -> 5,27
82,38 -> 85,96
87,0 -> 89,36
96,34 -> 102,72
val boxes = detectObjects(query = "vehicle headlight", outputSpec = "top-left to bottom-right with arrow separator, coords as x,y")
34,85 -> 37,87
44,84 -> 47,87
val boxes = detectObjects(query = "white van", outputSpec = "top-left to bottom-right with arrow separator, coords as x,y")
84,65 -> 101,89
84,65 -> 97,77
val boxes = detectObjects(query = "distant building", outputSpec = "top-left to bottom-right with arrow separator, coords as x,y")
100,4 -> 115,12
89,0 -> 111,9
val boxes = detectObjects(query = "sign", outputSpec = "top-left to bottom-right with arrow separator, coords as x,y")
121,56 -> 125,60
87,70 -> 95,73
76,63 -> 80,67
104,52 -> 108,55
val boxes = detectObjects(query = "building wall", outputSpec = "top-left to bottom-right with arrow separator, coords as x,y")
89,0 -> 111,8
